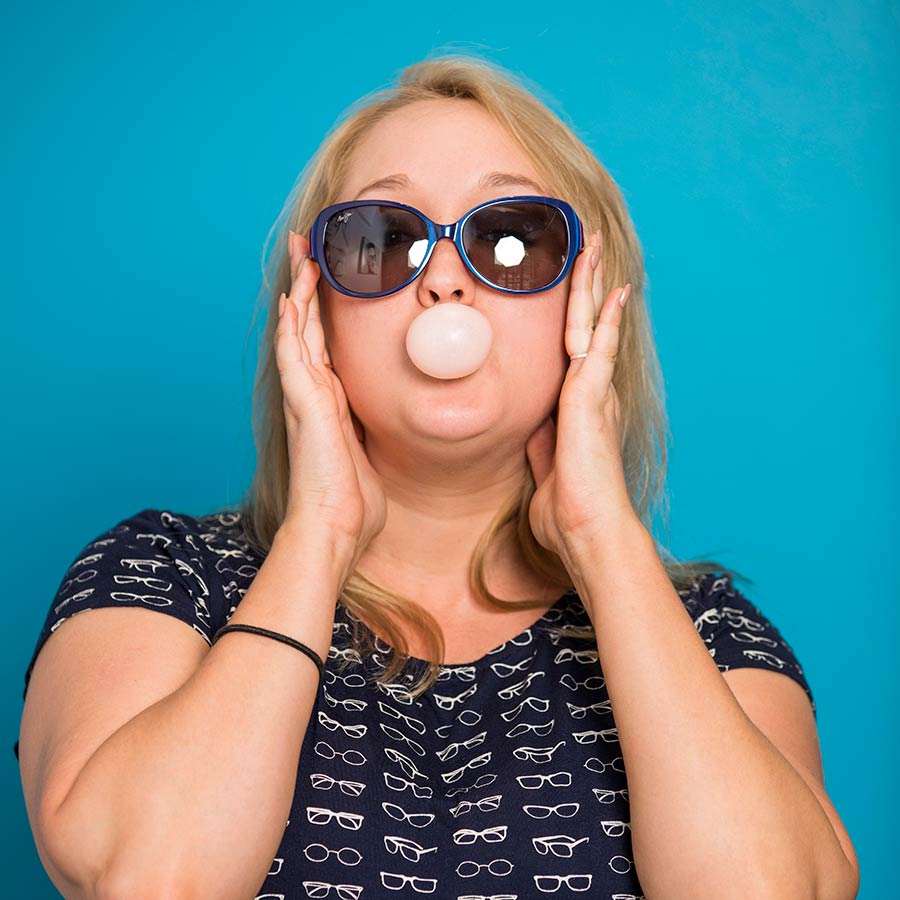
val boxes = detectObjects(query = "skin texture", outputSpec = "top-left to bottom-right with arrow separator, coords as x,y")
316,98 -> 583,633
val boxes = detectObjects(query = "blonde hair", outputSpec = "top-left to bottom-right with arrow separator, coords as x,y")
211,52 -> 744,698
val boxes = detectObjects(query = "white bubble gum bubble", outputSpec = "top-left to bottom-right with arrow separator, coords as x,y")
405,304 -> 493,380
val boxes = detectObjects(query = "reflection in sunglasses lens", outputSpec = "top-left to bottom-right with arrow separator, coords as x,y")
462,202 -> 568,293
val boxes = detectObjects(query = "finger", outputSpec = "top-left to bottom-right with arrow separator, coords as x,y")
292,230 -> 333,368
292,231 -> 332,368
564,230 -> 600,359
287,231 -> 316,367
274,289 -> 306,375
589,230 -> 605,325
581,284 -> 630,388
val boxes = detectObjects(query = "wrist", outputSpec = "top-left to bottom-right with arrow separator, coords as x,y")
560,513 -> 650,571
274,518 -> 358,589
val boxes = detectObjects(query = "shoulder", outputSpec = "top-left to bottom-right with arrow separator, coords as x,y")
96,506 -> 259,565
677,571 -> 816,715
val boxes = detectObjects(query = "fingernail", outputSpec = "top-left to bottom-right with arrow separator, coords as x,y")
279,293 -> 285,316
619,284 -> 631,308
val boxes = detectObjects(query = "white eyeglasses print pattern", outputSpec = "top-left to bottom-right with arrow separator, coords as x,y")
379,722 -> 427,757
384,771 -> 433,799
436,730 -> 488,762
302,843 -> 362,866
553,647 -> 600,665
322,691 -> 368,712
566,699 -> 613,718
496,671 -> 545,700
433,683 -> 479,710
573,727 -> 619,744
584,755 -> 627,775
489,651 -> 539,678
456,858 -> 514,878
505,718 -> 556,739
500,696 -> 550,722
384,747 -> 429,781
306,807 -> 364,831
435,709 -> 483,737
593,787 -> 630,804
512,740 -> 566,764
319,710 -> 367,739
436,664 -> 477,682
534,873 -> 593,892
457,895 -> 517,900
522,802 -> 580,819
111,574 -> 173,590
449,793 -> 503,818
532,835 -> 590,858
300,880 -> 362,899
323,670 -> 368,688
376,681 -> 419,705
378,700 -> 427,734
380,871 -> 438,892
601,819 -> 633,838
314,740 -> 366,766
309,773 -> 366,797
560,672 -> 605,691
445,773 -> 498,797
441,751 -> 493,784
452,825 -> 508,844
381,801 -> 435,828
517,770 -> 572,790
384,835 -> 438,863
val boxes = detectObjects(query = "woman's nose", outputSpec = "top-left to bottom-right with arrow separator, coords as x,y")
417,236 -> 476,306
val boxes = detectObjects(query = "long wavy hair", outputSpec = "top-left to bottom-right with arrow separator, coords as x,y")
208,52 -> 744,699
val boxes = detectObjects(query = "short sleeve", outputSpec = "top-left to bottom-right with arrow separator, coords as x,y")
16,508 -> 220,760
683,573 -> 816,721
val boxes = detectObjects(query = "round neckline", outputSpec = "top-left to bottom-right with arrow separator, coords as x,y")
338,588 -> 578,675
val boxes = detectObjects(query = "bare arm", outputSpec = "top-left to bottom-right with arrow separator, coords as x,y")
43,522 -> 352,900
561,517 -> 858,900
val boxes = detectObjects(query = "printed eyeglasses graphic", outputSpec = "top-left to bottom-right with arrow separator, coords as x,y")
308,195 -> 584,298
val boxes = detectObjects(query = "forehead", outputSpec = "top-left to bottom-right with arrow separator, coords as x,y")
341,99 -> 546,204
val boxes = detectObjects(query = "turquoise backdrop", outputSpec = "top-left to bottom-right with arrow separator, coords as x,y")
3,0 -> 895,896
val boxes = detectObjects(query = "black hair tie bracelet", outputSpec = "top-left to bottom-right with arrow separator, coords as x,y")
212,623 -> 325,679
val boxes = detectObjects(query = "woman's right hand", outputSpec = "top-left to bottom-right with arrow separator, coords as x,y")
274,230 -> 387,574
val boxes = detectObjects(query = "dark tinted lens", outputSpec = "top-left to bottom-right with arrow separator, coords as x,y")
462,201 -> 569,292
322,205 -> 429,295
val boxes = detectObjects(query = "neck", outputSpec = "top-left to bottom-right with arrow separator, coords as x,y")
354,432 -> 538,608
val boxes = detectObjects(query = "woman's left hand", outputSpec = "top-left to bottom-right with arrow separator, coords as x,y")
525,230 -> 636,559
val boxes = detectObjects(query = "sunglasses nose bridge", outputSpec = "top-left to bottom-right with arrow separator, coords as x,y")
424,221 -> 464,264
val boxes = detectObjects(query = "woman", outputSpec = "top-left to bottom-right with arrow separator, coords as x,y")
18,55 -> 859,899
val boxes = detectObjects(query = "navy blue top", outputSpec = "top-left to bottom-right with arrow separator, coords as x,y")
18,508 -> 815,899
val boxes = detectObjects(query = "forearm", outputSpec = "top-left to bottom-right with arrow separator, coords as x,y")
48,523 -> 349,900
561,518 -> 853,900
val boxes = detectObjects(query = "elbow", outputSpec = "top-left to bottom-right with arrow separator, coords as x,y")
815,853 -> 860,900
39,791 -> 196,900
35,795 -> 107,900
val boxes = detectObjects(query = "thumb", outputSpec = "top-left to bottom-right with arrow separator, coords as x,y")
525,416 -> 556,486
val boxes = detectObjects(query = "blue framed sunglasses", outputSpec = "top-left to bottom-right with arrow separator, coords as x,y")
307,194 -> 585,299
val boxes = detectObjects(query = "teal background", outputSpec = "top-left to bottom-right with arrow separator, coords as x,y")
4,0 -> 896,896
